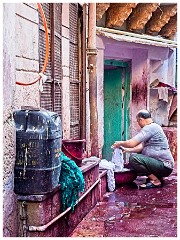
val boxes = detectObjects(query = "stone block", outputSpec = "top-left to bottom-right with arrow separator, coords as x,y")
15,15 -> 39,59
16,3 -> 38,24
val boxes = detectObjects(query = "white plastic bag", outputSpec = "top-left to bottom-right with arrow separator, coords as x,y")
111,148 -> 124,172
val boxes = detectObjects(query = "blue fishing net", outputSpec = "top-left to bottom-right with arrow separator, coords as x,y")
59,152 -> 85,211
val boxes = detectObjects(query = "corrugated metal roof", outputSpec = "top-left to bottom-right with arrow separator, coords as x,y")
96,27 -> 177,48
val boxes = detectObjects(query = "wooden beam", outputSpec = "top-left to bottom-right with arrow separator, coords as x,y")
146,4 -> 177,35
96,3 -> 110,22
160,14 -> 177,39
105,3 -> 137,28
127,3 -> 159,32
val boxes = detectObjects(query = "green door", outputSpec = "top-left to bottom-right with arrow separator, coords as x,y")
103,60 -> 130,161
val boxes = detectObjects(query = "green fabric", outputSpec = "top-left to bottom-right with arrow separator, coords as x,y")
59,152 -> 85,211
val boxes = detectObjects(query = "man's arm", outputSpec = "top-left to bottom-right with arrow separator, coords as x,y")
120,143 -> 144,153
111,138 -> 140,149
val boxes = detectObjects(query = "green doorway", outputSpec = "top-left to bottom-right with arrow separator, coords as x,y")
103,60 -> 130,161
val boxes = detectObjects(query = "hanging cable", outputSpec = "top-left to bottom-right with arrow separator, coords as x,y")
16,3 -> 49,86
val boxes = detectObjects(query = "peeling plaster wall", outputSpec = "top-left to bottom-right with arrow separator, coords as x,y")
3,3 -> 39,237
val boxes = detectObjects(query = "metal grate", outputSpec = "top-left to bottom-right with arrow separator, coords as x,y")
70,83 -> 80,123
54,82 -> 62,117
39,3 -> 62,118
69,3 -> 81,139
69,43 -> 79,81
70,125 -> 80,139
54,35 -> 62,81
40,83 -> 53,111
39,29 -> 51,79
54,4 -> 62,36
69,4 -> 78,44
39,3 -> 51,28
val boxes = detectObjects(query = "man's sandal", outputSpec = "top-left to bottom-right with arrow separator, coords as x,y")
145,177 -> 164,185
139,182 -> 162,189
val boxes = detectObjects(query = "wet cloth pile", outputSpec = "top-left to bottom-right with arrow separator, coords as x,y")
111,148 -> 124,172
99,159 -> 116,192
99,148 -> 124,192
59,152 -> 85,211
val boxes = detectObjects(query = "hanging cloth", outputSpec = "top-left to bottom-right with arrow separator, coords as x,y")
158,86 -> 168,102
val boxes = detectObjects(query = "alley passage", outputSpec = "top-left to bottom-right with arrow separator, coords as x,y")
71,164 -> 177,237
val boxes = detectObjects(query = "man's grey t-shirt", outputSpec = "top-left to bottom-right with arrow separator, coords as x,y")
133,122 -> 174,169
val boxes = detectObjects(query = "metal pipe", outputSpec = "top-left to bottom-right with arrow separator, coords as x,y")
21,201 -> 28,237
87,3 -> 99,157
28,178 -> 101,232
81,3 -> 87,140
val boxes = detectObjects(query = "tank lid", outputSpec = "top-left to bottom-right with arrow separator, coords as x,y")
13,108 -> 62,140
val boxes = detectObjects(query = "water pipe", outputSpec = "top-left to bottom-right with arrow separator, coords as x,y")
16,3 -> 49,86
28,177 -> 101,232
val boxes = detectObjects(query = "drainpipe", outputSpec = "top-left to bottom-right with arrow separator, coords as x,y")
81,3 -> 87,140
87,3 -> 99,157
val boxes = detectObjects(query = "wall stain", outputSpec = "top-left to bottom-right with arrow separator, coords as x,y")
132,67 -> 147,104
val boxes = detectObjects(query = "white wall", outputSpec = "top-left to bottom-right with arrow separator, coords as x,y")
3,3 -> 18,237
61,3 -> 71,139
149,48 -> 176,126
97,44 -> 105,158
14,3 -> 40,109
3,3 -> 39,237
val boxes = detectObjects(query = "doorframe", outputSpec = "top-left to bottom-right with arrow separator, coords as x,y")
104,59 -> 130,140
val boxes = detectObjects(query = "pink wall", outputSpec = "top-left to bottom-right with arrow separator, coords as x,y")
131,48 -> 149,136
96,35 -> 174,138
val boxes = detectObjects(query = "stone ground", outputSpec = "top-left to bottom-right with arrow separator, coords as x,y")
71,163 -> 177,237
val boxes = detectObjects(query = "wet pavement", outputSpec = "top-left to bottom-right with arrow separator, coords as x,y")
70,163 -> 177,237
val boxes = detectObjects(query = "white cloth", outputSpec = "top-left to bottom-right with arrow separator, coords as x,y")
111,148 -> 124,172
99,159 -> 115,192
158,87 -> 168,102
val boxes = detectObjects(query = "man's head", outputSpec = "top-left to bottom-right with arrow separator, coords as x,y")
136,109 -> 152,128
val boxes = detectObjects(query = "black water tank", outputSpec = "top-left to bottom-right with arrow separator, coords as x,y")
13,108 -> 62,195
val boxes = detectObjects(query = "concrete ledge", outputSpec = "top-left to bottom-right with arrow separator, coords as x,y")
99,170 -> 108,200
17,185 -> 61,202
81,157 -> 100,173
99,169 -> 107,178
17,160 -> 101,237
